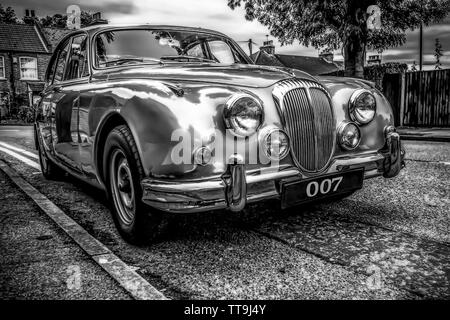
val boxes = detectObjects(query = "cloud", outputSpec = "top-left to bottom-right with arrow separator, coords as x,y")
5,0 -> 450,68
3,0 -> 136,16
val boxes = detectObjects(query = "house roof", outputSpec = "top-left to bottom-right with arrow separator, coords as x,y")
0,23 -> 49,53
252,50 -> 343,76
251,50 -> 285,68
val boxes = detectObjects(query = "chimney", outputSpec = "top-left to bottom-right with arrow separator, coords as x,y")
24,9 -> 37,24
260,40 -> 275,55
92,12 -> 102,20
88,12 -> 109,26
319,50 -> 334,63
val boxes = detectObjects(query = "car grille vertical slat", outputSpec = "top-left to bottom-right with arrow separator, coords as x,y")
273,80 -> 335,172
310,88 -> 335,169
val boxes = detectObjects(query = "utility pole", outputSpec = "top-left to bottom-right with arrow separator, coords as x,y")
419,23 -> 423,71
248,39 -> 253,56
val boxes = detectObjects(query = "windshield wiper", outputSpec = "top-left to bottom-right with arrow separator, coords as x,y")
102,57 -> 164,67
160,55 -> 216,63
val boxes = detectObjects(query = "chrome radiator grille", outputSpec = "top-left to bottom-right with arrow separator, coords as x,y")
273,79 -> 335,172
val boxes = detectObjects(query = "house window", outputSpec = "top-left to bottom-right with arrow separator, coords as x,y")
19,57 -> 38,80
0,56 -> 5,78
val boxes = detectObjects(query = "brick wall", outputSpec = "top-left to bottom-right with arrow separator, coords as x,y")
0,53 -> 11,94
0,51 -> 51,96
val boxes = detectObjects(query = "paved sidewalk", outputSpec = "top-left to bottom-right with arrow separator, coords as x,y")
0,170 -> 131,300
398,127 -> 450,142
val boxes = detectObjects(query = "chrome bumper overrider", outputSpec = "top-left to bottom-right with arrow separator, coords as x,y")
141,134 -> 405,213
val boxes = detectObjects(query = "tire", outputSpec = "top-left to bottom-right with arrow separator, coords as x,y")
104,125 -> 167,244
36,128 -> 62,180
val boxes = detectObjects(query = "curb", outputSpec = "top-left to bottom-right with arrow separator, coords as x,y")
0,159 -> 168,300
400,135 -> 450,142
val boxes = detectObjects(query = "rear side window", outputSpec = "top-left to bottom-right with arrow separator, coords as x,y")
53,40 -> 70,84
65,34 -> 88,80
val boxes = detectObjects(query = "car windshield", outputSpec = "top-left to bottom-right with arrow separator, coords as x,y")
95,29 -> 248,68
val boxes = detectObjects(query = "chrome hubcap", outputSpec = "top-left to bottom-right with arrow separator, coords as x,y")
110,149 -> 135,225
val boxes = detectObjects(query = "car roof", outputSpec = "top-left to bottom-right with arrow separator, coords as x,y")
79,24 -> 229,38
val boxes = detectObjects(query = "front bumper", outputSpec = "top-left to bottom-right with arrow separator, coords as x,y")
141,132 -> 405,213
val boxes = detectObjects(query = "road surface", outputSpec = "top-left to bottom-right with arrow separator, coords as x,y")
0,125 -> 449,299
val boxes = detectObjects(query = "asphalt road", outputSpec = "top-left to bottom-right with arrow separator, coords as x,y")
0,125 -> 449,300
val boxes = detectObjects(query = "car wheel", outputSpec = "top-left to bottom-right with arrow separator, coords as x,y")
104,125 -> 167,244
36,130 -> 62,180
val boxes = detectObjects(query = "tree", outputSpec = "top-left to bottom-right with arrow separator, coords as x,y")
434,38 -> 443,69
39,11 -> 95,28
227,0 -> 450,78
0,4 -> 18,23
39,14 -> 68,28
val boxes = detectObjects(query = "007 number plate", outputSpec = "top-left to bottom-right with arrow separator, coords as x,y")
281,169 -> 364,209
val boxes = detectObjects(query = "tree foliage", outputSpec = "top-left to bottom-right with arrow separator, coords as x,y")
39,11 -> 95,28
227,0 -> 450,77
0,4 -> 18,23
365,62 -> 408,80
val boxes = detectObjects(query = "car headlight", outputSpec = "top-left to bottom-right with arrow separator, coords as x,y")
349,89 -> 376,124
223,94 -> 264,137
338,122 -> 361,150
261,128 -> 290,161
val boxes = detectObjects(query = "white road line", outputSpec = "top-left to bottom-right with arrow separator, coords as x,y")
0,141 -> 39,159
0,160 -> 167,300
0,146 -> 41,170
0,129 -> 20,132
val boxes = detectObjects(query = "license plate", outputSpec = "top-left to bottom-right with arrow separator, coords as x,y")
281,169 -> 364,209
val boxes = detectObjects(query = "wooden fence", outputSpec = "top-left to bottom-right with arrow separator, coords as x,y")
382,69 -> 450,127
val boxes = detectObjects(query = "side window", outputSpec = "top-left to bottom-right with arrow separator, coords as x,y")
53,40 -> 70,84
186,43 -> 206,58
209,40 -> 237,64
65,34 -> 88,80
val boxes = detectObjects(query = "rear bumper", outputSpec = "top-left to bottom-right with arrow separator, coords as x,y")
141,133 -> 405,213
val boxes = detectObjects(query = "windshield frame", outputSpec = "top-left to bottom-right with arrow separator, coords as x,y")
90,26 -> 253,71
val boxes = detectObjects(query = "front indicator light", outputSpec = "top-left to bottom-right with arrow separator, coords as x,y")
193,147 -> 212,166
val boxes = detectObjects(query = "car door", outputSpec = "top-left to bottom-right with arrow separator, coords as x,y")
62,33 -> 95,178
46,33 -> 90,173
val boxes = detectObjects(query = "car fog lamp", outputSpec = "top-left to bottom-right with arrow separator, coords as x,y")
262,129 -> 290,161
338,122 -> 361,150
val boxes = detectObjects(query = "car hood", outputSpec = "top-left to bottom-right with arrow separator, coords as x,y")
92,63 -> 317,88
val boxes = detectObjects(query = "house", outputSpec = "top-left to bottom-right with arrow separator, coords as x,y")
0,22 -> 71,116
0,22 -> 50,113
251,40 -> 343,76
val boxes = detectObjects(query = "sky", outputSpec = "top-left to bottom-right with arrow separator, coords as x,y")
4,0 -> 450,70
